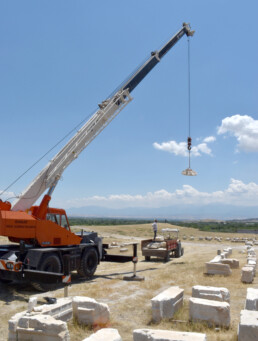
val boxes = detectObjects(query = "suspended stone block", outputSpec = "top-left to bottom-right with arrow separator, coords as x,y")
189,297 -> 230,328
82,328 -> 122,341
133,329 -> 207,341
241,267 -> 254,283
238,310 -> 258,341
245,288 -> 258,311
151,286 -> 184,322
205,262 -> 232,276
182,168 -> 197,176
72,297 -> 110,326
192,285 -> 230,303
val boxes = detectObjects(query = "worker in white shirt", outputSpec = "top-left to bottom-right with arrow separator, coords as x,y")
152,219 -> 158,241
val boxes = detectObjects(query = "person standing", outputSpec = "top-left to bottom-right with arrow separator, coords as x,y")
152,219 -> 158,241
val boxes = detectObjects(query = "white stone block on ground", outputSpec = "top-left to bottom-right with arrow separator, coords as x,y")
241,266 -> 254,283
221,258 -> 239,269
192,285 -> 230,303
16,315 -> 70,341
28,296 -> 38,313
245,288 -> 258,311
238,309 -> 258,341
209,255 -> 222,263
8,298 -> 72,341
223,247 -> 232,255
245,241 -> 253,246
189,297 -> 230,328
40,298 -> 73,321
82,328 -> 122,341
205,262 -> 232,276
247,259 -> 257,267
72,296 -> 110,326
133,329 -> 207,341
247,255 -> 257,260
151,286 -> 184,322
8,312 -> 26,341
244,264 -> 256,276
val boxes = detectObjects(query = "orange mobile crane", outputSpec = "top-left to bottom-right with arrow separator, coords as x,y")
0,23 -> 194,291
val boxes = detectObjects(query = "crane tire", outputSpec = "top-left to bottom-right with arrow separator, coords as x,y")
31,253 -> 62,292
77,247 -> 98,279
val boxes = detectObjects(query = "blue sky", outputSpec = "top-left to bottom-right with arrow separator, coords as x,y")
0,1 -> 258,218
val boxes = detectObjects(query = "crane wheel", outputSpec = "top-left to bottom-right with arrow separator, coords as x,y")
31,253 -> 62,292
77,247 -> 98,279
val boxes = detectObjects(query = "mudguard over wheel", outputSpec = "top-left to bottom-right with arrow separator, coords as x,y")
77,247 -> 98,279
32,253 -> 62,291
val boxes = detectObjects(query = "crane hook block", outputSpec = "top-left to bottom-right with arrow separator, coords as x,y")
187,137 -> 192,151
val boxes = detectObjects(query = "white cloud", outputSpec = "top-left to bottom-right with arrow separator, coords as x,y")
59,178 -> 258,209
203,136 -> 216,143
153,136 -> 215,157
217,114 -> 258,152
0,190 -> 16,202
153,141 -> 188,156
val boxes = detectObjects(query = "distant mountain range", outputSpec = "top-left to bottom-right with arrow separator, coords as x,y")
66,204 -> 258,220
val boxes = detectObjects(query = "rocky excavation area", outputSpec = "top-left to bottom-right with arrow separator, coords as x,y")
0,223 -> 258,340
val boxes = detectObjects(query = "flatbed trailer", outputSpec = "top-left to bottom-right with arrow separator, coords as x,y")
141,229 -> 184,262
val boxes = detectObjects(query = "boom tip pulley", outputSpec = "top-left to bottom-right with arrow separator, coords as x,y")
182,22 -> 195,37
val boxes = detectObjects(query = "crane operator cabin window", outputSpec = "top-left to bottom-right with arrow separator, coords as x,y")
46,213 -> 69,230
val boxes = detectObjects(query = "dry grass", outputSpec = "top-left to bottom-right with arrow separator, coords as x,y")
0,224 -> 257,340
68,223 -> 257,340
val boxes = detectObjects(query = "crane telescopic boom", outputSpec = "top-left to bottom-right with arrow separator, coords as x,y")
12,23 -> 194,212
